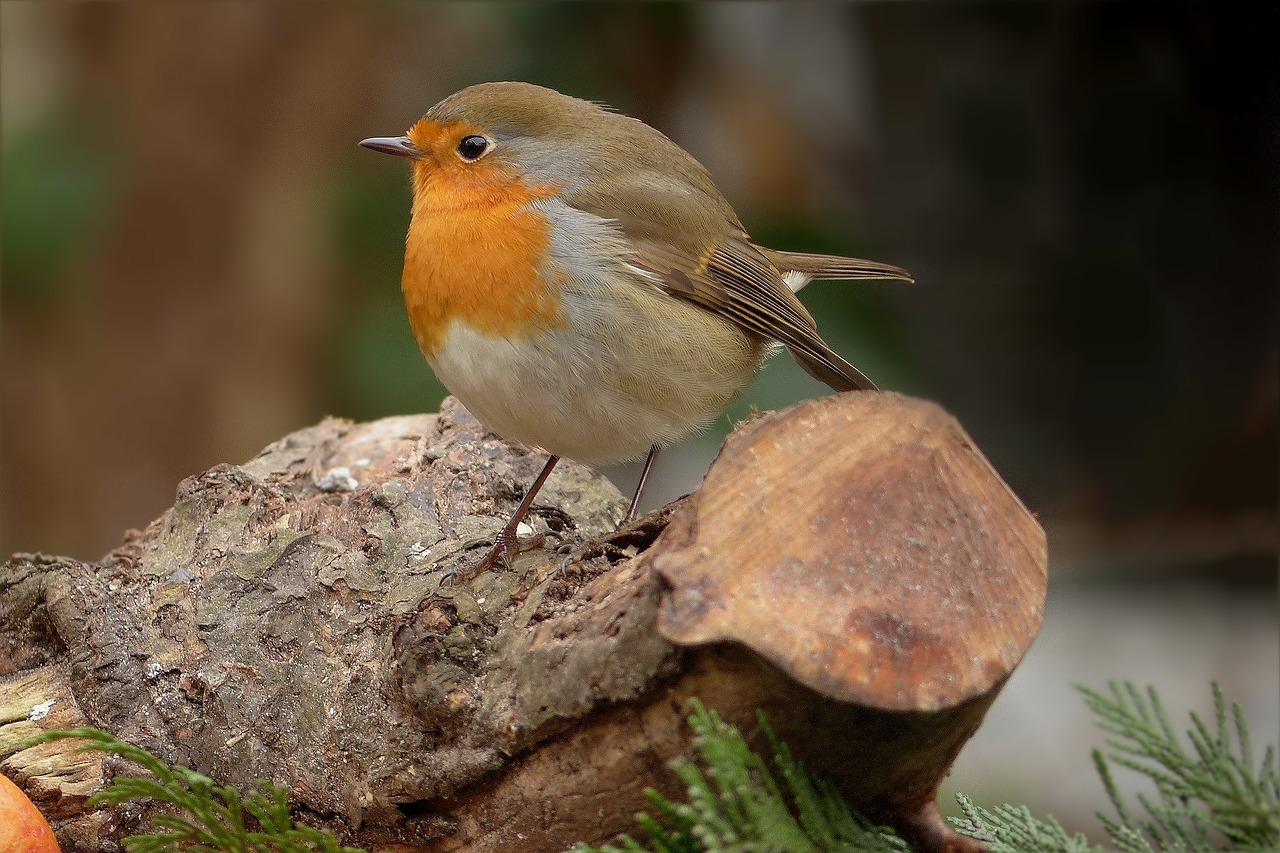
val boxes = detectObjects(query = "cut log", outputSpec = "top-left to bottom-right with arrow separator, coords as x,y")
649,392 -> 1046,851
0,393 -> 1046,853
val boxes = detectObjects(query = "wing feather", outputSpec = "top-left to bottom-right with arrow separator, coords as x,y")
629,233 -> 877,392
564,171 -> 887,392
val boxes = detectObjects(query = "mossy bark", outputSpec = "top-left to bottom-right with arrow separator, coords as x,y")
1,394 -> 1045,853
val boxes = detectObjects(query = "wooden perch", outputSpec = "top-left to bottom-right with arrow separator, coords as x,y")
649,393 -> 1046,852
0,393 -> 1046,853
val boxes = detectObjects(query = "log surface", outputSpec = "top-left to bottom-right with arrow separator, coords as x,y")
654,393 -> 1045,710
0,393 -> 1047,853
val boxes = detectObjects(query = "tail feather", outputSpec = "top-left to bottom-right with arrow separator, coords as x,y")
763,247 -> 914,290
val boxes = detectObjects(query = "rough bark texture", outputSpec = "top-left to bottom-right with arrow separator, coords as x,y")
0,393 -> 1046,853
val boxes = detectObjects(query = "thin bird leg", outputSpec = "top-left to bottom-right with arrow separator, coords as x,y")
472,455 -> 560,572
623,444 -> 661,525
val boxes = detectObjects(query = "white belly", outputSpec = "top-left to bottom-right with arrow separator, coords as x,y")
426,285 -> 765,465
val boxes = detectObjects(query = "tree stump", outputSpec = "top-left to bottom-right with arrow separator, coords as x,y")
0,392 -> 1046,853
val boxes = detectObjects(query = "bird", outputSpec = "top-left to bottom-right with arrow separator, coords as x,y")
360,81 -> 912,572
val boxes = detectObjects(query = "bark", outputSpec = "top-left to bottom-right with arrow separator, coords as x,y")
0,393 -> 1046,853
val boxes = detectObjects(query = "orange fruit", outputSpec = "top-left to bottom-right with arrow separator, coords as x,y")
0,772 -> 60,853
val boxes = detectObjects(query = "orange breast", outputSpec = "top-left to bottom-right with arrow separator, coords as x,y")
401,152 -> 563,356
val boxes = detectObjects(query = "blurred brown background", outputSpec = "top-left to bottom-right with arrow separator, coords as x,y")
2,1 -> 1275,838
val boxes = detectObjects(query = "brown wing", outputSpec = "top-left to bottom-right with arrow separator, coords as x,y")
560,150 -> 879,392
629,232 -> 878,392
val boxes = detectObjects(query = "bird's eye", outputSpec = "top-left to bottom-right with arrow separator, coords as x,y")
456,135 -> 490,161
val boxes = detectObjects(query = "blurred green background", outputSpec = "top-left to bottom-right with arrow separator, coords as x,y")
1,0 -> 1275,837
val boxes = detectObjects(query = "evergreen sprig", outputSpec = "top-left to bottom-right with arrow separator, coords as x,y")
569,700 -> 907,853
30,728 -> 365,853
1081,681 -> 1280,852
942,683 -> 1279,853
24,683 -> 1278,853
949,794 -> 1102,852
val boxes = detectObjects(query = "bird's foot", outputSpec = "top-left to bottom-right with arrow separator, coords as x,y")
448,519 -> 563,584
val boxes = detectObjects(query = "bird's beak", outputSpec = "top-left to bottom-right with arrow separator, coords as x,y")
359,136 -> 424,160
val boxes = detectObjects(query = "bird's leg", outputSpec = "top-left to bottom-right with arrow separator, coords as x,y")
471,455 -> 560,573
623,444 -> 661,525
557,444 -> 662,572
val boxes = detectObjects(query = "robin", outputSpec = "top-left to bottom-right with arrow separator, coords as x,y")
361,81 -> 911,572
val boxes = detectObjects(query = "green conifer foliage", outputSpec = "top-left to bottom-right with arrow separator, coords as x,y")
24,683 -> 1278,853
